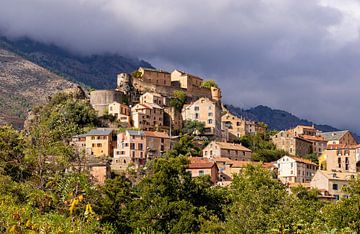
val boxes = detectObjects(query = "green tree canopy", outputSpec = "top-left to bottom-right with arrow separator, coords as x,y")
201,80 -> 218,89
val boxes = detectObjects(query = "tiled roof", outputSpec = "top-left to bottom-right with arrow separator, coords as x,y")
289,156 -> 317,166
86,128 -> 114,136
318,170 -> 358,181
327,144 -> 360,150
126,130 -> 145,136
319,130 -> 349,141
144,131 -> 170,138
213,157 -> 233,163
299,135 -> 326,142
188,157 -> 216,169
214,141 -> 252,152
228,161 -> 259,168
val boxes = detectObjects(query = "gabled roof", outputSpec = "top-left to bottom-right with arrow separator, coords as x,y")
188,157 -> 217,169
133,103 -> 163,110
86,128 -> 114,136
289,156 -> 317,166
144,131 -> 170,138
228,161 -> 259,168
299,135 -> 326,142
319,130 -> 350,141
212,141 -> 252,152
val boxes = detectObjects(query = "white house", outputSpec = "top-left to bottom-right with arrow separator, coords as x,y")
276,155 -> 317,184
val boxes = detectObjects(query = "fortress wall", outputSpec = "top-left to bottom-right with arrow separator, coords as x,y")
90,90 -> 124,116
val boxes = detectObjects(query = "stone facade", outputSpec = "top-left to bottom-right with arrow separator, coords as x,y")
202,141 -> 252,161
90,90 -> 123,116
271,131 -> 313,156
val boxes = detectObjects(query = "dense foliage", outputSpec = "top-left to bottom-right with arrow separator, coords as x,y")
1,93 -> 360,233
169,90 -> 187,111
201,80 -> 219,89
238,133 -> 287,162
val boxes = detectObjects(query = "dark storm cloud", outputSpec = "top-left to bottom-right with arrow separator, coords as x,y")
1,0 -> 360,132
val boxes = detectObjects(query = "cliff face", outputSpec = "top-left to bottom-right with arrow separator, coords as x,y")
0,48 -> 76,128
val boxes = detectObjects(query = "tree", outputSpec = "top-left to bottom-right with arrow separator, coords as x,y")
181,120 -> 205,136
201,80 -> 218,89
169,90 -> 187,111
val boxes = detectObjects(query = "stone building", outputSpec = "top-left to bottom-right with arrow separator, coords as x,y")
182,97 -> 222,139
221,112 -> 246,141
90,90 -> 123,116
202,141 -> 252,161
139,92 -> 165,106
137,67 -> 172,86
289,125 -> 317,137
299,135 -> 327,156
171,69 -> 204,93
271,131 -> 313,156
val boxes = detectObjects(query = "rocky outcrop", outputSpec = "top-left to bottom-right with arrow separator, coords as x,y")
0,48 -> 77,128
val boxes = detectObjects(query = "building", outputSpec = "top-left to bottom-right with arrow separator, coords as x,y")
70,134 -> 87,154
221,112 -> 246,141
164,106 -> 183,134
276,155 -> 317,183
112,130 -> 146,172
90,90 -> 123,116
221,112 -> 267,142
202,141 -> 252,161
319,130 -> 358,145
186,157 -> 219,184
323,144 -> 360,173
144,131 -> 171,159
299,135 -> 328,156
310,170 -> 357,200
182,97 -> 222,138
171,69 -> 203,93
112,130 -> 170,172
137,67 -> 172,86
289,125 -> 317,137
271,131 -> 313,156
85,128 -> 115,157
131,103 -> 164,130
139,92 -> 165,107
108,102 -> 131,126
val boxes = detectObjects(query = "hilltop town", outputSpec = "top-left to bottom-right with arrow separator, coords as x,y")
67,67 -> 359,201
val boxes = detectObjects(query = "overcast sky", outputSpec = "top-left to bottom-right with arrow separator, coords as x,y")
1,0 -> 360,132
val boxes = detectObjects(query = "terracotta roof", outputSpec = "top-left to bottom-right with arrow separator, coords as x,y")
295,125 -> 315,129
213,157 -> 233,163
262,162 -> 277,169
228,160 -> 259,168
287,156 -> 317,166
300,135 -> 326,142
144,131 -> 170,138
327,144 -> 360,150
188,157 -> 216,169
214,141 -> 252,152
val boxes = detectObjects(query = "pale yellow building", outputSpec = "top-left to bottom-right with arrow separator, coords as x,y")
182,97 -> 222,138
310,170 -> 357,200
131,103 -> 164,130
324,144 -> 360,173
108,102 -> 131,126
85,128 -> 115,157
171,69 -> 203,93
139,92 -> 165,106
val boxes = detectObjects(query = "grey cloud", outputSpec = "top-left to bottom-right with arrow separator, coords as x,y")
1,0 -> 360,132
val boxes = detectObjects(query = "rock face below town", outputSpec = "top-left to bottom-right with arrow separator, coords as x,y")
0,48 -> 77,128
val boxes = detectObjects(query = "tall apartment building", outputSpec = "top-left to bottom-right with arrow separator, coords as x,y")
131,103 -> 164,130
85,128 -> 115,157
182,97 -> 222,138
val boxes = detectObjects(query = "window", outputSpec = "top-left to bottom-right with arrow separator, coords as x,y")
208,112 -> 213,117
138,143 -> 143,150
194,106 -> 199,111
334,195 -> 340,200
333,184 -> 338,190
291,163 -> 293,168
208,119 -> 213,124
195,113 -> 199,119
208,105 -> 212,110
199,170 -> 205,176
